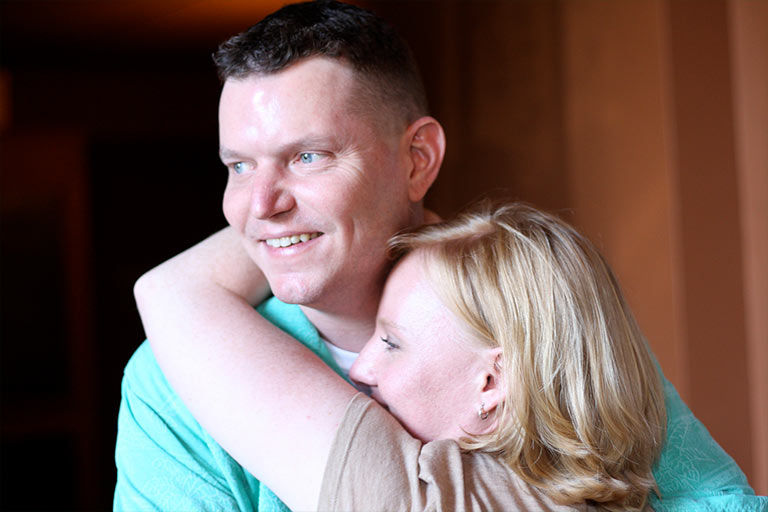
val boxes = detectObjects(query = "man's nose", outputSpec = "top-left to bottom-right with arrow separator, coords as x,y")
248,164 -> 295,219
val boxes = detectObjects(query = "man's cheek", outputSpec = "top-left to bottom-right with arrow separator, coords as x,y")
222,188 -> 245,230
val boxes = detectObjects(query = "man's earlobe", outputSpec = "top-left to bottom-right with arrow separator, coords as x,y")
406,116 -> 446,203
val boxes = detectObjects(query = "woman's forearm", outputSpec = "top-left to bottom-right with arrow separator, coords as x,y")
134,227 -> 356,511
135,226 -> 271,305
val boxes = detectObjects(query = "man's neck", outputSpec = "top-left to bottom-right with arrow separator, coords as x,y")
299,295 -> 379,353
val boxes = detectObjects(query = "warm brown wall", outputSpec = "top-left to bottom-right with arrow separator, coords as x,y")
559,0 -> 686,388
667,0 -> 752,480
730,0 -> 768,494
555,0 -> 766,492
562,0 -> 766,493
402,1 -> 568,214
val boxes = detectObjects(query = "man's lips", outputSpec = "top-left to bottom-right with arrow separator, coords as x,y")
262,231 -> 321,248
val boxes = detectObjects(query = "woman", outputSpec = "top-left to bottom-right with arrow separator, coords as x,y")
136,201 -> 666,511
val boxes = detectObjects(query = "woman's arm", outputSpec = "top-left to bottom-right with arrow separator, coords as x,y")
134,227 -> 357,511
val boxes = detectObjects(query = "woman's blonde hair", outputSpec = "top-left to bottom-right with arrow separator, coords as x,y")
390,201 -> 666,511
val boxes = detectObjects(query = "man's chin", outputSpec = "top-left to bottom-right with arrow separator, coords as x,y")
268,281 -> 320,306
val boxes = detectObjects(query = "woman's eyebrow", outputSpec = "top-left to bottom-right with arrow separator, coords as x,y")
379,318 -> 406,334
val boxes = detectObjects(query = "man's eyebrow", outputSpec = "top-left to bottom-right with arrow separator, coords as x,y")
280,135 -> 340,155
218,148 -> 247,161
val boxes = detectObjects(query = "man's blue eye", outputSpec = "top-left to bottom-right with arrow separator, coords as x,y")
232,162 -> 246,174
299,152 -> 321,164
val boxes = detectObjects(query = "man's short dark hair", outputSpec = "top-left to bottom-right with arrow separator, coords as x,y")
213,0 -> 428,128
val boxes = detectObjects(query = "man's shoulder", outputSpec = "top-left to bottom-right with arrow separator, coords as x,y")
116,340 -> 264,511
121,340 -> 193,425
651,374 -> 766,511
123,341 -> 171,395
121,297 -> 313,407
123,298 -> 295,380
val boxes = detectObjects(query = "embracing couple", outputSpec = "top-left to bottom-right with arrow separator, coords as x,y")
114,2 -> 764,511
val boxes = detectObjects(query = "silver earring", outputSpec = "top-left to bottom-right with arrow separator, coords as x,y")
478,403 -> 489,420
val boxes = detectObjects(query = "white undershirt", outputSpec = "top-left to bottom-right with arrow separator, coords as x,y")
322,339 -> 360,377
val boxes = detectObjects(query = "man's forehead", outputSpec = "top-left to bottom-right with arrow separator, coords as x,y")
220,59 -> 366,117
223,56 -> 358,89
218,64 -> 401,147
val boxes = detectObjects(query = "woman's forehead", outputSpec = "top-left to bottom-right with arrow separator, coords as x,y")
380,253 -> 472,346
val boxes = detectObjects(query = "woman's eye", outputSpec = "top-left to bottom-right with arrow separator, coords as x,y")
381,337 -> 399,350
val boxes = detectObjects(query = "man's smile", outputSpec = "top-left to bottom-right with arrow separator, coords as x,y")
264,232 -> 322,248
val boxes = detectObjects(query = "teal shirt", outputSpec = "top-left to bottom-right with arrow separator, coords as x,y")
114,297 -> 766,511
648,375 -> 766,511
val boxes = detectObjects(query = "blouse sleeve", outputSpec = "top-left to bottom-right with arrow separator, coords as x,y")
318,393 -> 589,512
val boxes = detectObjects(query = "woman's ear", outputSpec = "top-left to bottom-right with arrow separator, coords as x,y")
403,116 -> 446,203
478,347 -> 505,427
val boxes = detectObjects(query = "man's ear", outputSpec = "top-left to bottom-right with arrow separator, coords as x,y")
404,116 -> 446,203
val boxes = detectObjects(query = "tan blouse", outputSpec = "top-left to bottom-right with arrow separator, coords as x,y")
319,393 -> 595,512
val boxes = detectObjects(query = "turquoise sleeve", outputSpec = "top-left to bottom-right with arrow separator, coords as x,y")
113,341 -> 261,511
114,297 -> 343,512
650,375 -> 768,511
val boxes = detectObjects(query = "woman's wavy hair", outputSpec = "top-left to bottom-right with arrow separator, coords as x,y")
389,200 -> 666,511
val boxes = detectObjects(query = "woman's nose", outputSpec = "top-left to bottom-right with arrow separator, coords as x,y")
349,343 -> 377,390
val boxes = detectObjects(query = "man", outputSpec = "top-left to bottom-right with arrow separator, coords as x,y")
114,2 -> 758,511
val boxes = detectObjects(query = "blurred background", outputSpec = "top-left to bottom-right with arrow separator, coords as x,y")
1,0 -> 765,509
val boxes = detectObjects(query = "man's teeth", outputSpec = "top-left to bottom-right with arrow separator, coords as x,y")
265,232 -> 319,248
